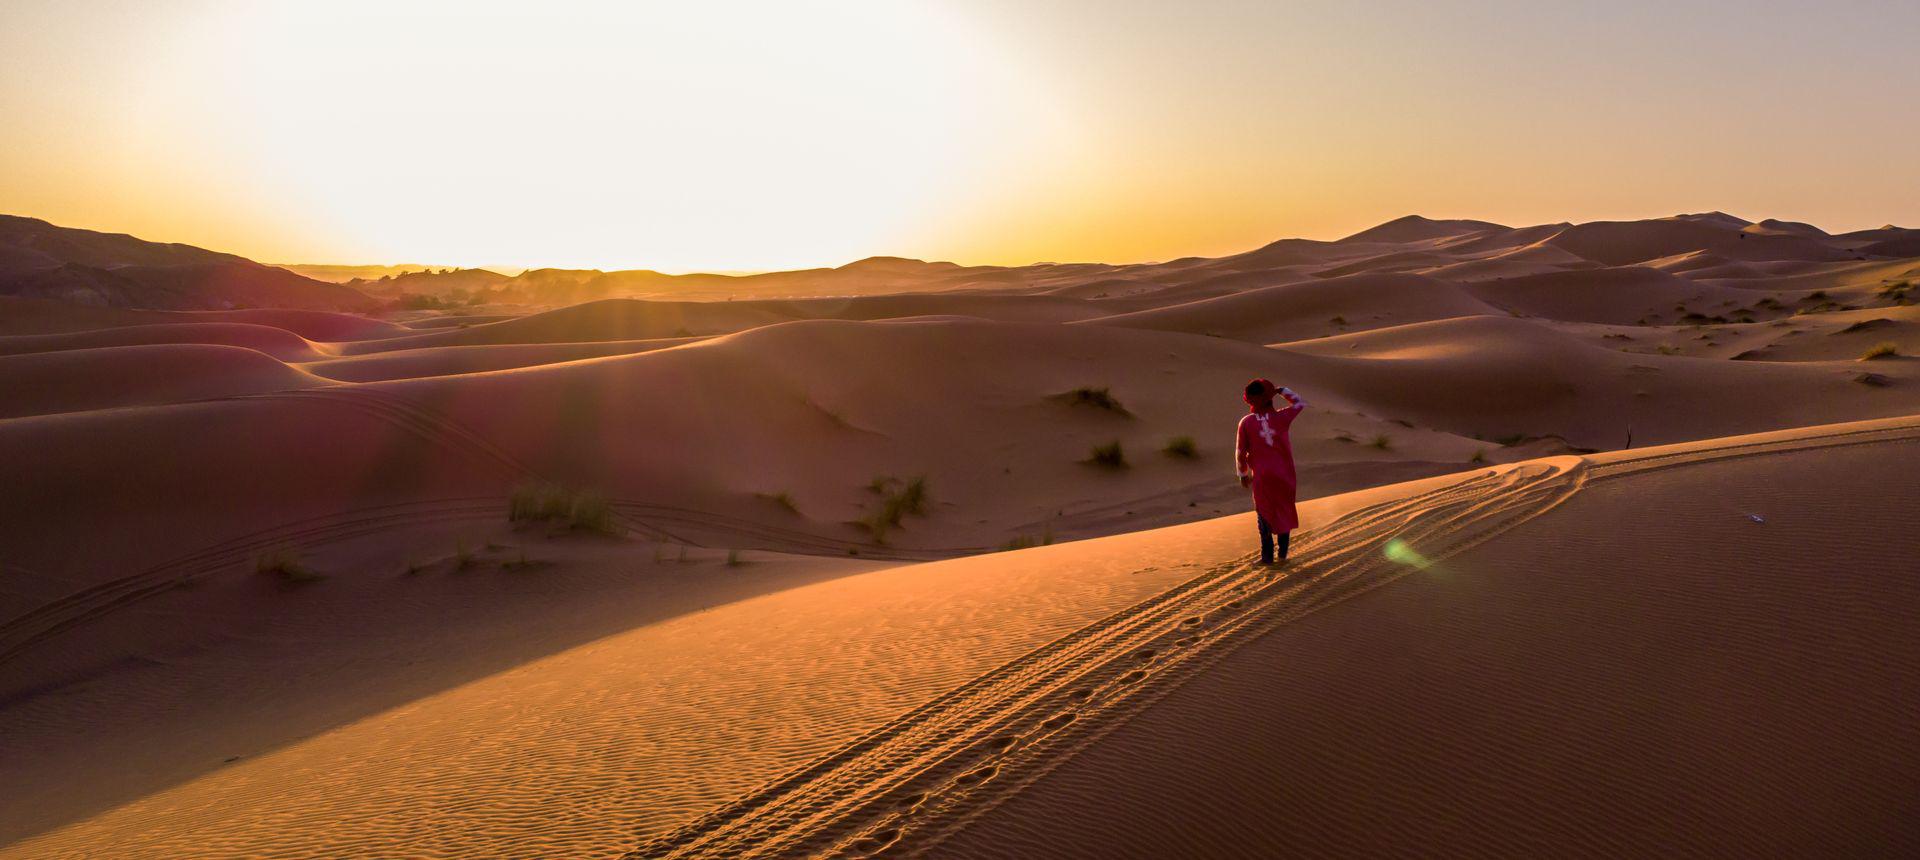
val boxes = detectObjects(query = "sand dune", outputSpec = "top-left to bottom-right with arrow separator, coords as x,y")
0,322 -> 327,362
0,344 -> 328,419
1089,272 -> 1499,341
4,211 -> 1919,858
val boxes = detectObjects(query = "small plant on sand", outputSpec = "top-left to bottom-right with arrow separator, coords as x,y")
509,483 -> 619,536
403,558 -> 429,576
1330,315 -> 1348,327
1369,435 -> 1392,451
1087,440 -> 1128,468
1861,341 -> 1900,360
1655,344 -> 1680,355
757,491 -> 799,514
1053,386 -> 1133,417
256,548 -> 322,584
1495,433 -> 1527,447
453,540 -> 479,571
1162,435 -> 1199,459
1001,534 -> 1037,552
726,549 -> 746,567
1879,280 -> 1913,304
1469,449 -> 1487,464
857,475 -> 931,542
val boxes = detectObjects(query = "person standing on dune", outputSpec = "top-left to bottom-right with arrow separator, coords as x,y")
1236,379 -> 1306,565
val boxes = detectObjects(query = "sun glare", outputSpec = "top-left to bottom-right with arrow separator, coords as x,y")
142,0 -> 1071,271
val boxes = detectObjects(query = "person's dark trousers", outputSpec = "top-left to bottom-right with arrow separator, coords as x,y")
1257,515 -> 1291,564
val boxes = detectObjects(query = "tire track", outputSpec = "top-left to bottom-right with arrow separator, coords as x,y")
628,459 -> 1586,858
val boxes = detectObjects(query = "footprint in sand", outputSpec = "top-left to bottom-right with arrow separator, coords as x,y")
849,827 -> 902,854
954,765 -> 998,786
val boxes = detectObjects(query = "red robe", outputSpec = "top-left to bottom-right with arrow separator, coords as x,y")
1236,397 -> 1304,531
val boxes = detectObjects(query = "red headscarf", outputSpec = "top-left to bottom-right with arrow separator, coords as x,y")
1244,377 -> 1277,413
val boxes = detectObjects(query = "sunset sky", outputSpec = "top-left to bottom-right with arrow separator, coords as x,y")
3,0 -> 1916,272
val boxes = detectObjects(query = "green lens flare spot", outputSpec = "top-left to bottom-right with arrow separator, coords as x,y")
1384,538 -> 1432,570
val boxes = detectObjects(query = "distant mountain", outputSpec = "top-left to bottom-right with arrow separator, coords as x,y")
277,263 -> 440,283
0,215 -> 376,312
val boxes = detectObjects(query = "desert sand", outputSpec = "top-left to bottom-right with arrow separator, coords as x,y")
3,212 -> 1918,857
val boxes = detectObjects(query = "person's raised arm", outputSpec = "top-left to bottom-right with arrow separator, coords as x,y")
1279,386 -> 1307,412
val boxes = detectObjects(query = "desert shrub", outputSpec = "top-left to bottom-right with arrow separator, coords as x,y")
857,475 -> 931,542
1861,341 -> 1899,360
509,483 -> 618,535
1000,535 -> 1036,552
453,540 -> 479,571
256,548 -> 322,584
1495,433 -> 1526,446
1330,315 -> 1348,326
726,549 -> 745,567
1162,435 -> 1198,458
1087,440 -> 1128,468
1469,449 -> 1487,464
1369,435 -> 1392,450
1053,386 -> 1132,416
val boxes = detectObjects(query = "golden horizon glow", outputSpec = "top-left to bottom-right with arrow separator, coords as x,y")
3,0 -> 1918,273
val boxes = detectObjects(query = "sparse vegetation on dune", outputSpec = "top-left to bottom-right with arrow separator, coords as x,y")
1053,386 -> 1133,416
1162,435 -> 1198,458
999,523 -> 1055,552
1469,449 -> 1488,464
256,548 -> 322,584
857,475 -> 930,542
1369,435 -> 1392,451
1087,440 -> 1128,468
756,491 -> 799,514
509,483 -> 619,535
1861,342 -> 1900,360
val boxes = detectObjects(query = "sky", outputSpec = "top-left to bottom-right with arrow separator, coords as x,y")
2,0 -> 1917,272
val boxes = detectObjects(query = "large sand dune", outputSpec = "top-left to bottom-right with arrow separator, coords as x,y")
2,212 -> 1918,857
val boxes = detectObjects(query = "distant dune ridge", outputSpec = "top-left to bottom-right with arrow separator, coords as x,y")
2,210 -> 1918,858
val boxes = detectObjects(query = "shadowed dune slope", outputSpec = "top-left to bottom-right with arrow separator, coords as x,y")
338,294 -> 1102,355
1085,272 -> 1499,342
0,345 -> 328,419
298,338 -> 697,382
1274,314 -> 1920,448
0,323 -> 327,362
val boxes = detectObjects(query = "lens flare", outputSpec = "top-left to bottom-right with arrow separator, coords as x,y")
1383,538 -> 1432,570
